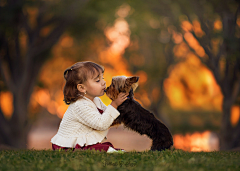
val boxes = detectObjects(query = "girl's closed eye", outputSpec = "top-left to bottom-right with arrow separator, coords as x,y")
96,77 -> 104,82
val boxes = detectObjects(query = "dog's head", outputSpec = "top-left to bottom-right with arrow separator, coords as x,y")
105,76 -> 139,100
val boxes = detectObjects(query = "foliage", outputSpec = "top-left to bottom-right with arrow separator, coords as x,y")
0,149 -> 239,171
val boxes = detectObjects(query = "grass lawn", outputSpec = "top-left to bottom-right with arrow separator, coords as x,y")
0,149 -> 239,171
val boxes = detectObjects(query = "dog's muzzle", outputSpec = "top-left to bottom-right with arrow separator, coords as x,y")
104,87 -> 109,93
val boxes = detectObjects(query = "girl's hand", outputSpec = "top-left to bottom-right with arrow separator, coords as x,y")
110,92 -> 129,109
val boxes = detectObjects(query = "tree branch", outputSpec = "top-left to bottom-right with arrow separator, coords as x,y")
13,30 -> 24,85
0,59 -> 15,92
230,58 -> 240,102
0,35 -> 16,92
234,4 -> 240,28
31,23 -> 67,62
21,12 -> 33,44
216,40 -> 225,63
183,31 -> 222,89
0,33 -> 14,76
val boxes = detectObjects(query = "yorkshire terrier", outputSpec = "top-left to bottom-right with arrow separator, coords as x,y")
105,76 -> 173,151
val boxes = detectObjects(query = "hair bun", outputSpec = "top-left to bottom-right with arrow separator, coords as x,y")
64,68 -> 73,80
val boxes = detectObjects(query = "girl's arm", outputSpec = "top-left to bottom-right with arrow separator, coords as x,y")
97,98 -> 107,111
98,92 -> 129,111
74,102 -> 119,131
74,93 -> 128,131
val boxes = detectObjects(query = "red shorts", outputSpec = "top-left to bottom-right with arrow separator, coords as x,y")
52,142 -> 121,152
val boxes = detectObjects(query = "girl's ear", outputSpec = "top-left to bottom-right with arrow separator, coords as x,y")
77,84 -> 86,93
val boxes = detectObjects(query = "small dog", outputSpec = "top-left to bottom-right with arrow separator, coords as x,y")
106,76 -> 173,151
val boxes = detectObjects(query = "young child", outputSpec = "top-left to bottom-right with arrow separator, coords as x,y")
51,61 -> 128,153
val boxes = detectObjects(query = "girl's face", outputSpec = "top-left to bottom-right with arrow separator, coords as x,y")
83,72 -> 106,101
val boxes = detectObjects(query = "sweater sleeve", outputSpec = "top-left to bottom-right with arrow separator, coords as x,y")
98,98 -> 107,111
74,101 -> 120,131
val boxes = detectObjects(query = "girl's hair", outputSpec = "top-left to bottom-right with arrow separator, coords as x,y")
63,61 -> 104,105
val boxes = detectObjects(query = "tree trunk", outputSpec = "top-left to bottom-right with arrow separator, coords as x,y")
0,0 -> 90,149
220,97 -> 240,150
0,111 -> 29,148
0,86 -> 31,148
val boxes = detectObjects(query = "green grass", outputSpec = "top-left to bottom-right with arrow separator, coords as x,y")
0,149 -> 239,171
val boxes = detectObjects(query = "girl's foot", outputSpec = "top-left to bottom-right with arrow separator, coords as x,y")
107,147 -> 125,153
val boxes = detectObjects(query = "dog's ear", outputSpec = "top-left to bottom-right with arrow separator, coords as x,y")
125,76 -> 139,92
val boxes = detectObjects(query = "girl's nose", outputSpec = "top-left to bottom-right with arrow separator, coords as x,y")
102,80 -> 106,85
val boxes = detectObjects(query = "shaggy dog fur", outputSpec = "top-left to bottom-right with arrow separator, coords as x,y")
106,76 -> 173,151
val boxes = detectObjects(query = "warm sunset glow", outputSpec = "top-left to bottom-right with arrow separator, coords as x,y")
2,4 -> 224,124
181,21 -> 192,32
173,131 -> 219,151
173,43 -> 189,58
134,90 -> 151,107
28,39 -> 76,118
116,4 -> 131,18
231,105 -> 240,126
192,20 -> 204,37
181,20 -> 205,57
151,87 -> 160,102
184,32 -> 205,57
172,31 -> 183,44
164,19 -> 224,111
33,89 -> 51,107
30,88 -> 69,118
25,6 -> 135,119
60,36 -> 73,48
214,20 -> 222,31
99,6 -> 133,106
134,70 -> 147,85
104,19 -> 130,55
0,91 -> 13,118
164,54 -> 223,111
237,17 -> 240,27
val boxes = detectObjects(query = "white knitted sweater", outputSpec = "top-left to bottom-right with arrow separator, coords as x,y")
51,96 -> 120,148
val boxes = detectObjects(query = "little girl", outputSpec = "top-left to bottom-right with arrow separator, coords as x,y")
51,61 -> 128,153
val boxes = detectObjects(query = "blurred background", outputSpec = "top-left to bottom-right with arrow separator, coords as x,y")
0,0 -> 240,152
